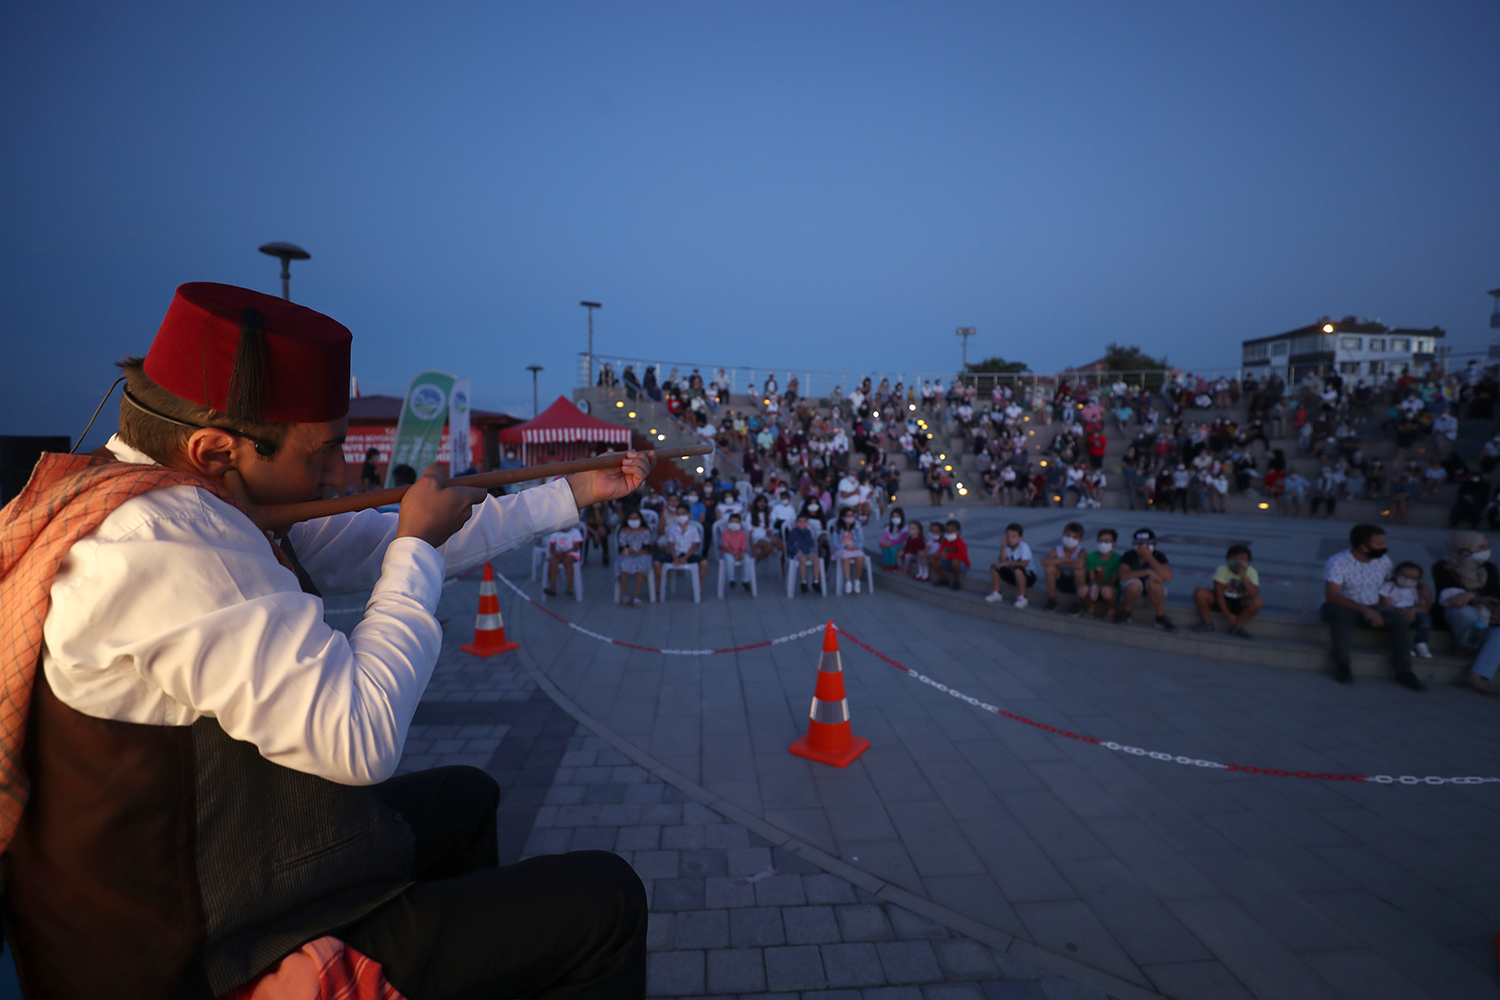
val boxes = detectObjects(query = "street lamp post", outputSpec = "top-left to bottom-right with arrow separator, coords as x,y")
526,365 -> 543,417
258,242 -> 311,301
956,327 -> 976,373
580,301 -> 601,385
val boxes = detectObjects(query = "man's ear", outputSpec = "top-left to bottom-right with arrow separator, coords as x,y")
182,427 -> 243,478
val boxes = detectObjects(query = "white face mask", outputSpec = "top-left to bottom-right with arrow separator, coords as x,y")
1062,536 -> 1079,549
808,504 -> 819,512
729,522 -> 742,530
944,532 -> 958,541
1470,550 -> 1491,563
1396,577 -> 1419,589
627,519 -> 641,528
891,516 -> 902,526
677,515 -> 690,525
686,495 -> 698,504
1097,541 -> 1114,554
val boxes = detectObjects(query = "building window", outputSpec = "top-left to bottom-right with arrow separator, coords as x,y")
1340,337 -> 1362,351
1391,338 -> 1411,352
1368,360 -> 1385,375
1339,361 -> 1360,374
1272,342 -> 1288,356
1367,338 -> 1385,352
1416,339 -> 1431,353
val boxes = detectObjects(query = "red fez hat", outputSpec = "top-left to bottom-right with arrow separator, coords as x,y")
144,282 -> 352,424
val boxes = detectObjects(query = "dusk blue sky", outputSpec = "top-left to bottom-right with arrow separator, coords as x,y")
3,2 -> 1497,441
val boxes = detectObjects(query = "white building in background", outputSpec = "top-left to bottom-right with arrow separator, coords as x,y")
1241,316 -> 1444,383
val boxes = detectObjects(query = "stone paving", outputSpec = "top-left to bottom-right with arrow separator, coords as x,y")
358,590 -> 1126,1000
464,520 -> 1500,1000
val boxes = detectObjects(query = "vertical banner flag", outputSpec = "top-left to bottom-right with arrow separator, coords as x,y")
449,378 -> 472,474
387,370 -> 457,486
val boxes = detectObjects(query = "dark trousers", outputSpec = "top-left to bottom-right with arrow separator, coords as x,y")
341,766 -> 647,1000
1320,603 -> 1412,674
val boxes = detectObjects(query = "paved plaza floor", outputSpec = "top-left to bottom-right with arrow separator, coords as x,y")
464,511 -> 1500,1000
3,508 -> 1490,1000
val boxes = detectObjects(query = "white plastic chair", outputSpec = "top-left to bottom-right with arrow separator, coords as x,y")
833,553 -> 876,595
785,554 -> 827,598
660,561 -> 702,603
717,553 -> 758,598
613,572 -> 656,604
541,557 -> 584,602
530,544 -> 548,581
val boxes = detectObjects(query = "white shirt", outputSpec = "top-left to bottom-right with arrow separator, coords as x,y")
547,526 -> 584,551
837,476 -> 860,508
43,435 -> 578,786
1323,549 -> 1392,606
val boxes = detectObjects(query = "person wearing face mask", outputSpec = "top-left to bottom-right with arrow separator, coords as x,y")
878,508 -> 907,571
769,491 -> 797,534
1191,544 -> 1265,638
1431,531 -> 1500,696
616,511 -> 655,606
1040,523 -> 1088,613
1321,523 -> 1422,689
718,514 -> 751,590
1377,561 -> 1433,660
1082,528 -> 1122,621
654,508 -> 705,592
931,519 -> 970,592
831,510 -> 867,593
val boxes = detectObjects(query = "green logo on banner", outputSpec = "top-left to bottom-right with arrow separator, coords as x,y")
388,370 -> 457,486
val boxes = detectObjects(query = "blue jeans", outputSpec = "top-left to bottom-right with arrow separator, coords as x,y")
1450,604 -> 1500,679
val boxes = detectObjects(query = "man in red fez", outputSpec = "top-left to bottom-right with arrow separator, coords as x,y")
0,283 -> 652,999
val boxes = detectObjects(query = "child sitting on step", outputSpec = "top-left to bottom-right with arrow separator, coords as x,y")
901,519 -> 926,577
1378,560 -> 1433,659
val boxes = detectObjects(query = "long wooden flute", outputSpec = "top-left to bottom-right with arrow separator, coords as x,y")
257,443 -> 716,533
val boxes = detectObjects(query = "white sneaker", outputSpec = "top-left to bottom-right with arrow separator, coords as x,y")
1414,642 -> 1433,659
845,580 -> 854,594
1014,596 -> 1029,608
854,579 -> 862,593
984,591 -> 1003,603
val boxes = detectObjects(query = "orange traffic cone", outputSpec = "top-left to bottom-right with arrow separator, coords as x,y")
789,622 -> 870,767
461,563 -> 520,656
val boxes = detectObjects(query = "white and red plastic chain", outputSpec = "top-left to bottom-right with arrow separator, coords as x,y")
490,571 -> 1498,788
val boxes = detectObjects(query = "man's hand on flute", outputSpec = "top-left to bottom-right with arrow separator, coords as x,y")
397,465 -> 491,548
565,449 -> 656,508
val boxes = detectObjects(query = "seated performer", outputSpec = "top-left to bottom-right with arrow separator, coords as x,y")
0,282 -> 650,999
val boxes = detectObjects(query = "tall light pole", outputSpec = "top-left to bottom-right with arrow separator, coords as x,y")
259,242 -> 310,301
580,301 -> 601,385
956,327 -> 976,372
526,365 -> 543,416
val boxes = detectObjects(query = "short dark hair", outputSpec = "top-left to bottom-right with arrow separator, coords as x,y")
1226,544 -> 1252,561
1064,522 -> 1084,536
945,520 -> 962,532
1097,528 -> 1118,541
1393,560 -> 1422,577
1005,523 -> 1024,535
392,464 -> 418,486
1349,523 -> 1384,549
116,355 -> 290,464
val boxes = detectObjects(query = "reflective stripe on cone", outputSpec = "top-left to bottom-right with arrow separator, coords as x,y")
461,563 -> 520,656
789,621 -> 869,767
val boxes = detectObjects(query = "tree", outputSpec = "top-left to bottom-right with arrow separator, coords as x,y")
1101,343 -> 1169,372
964,355 -> 1030,374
